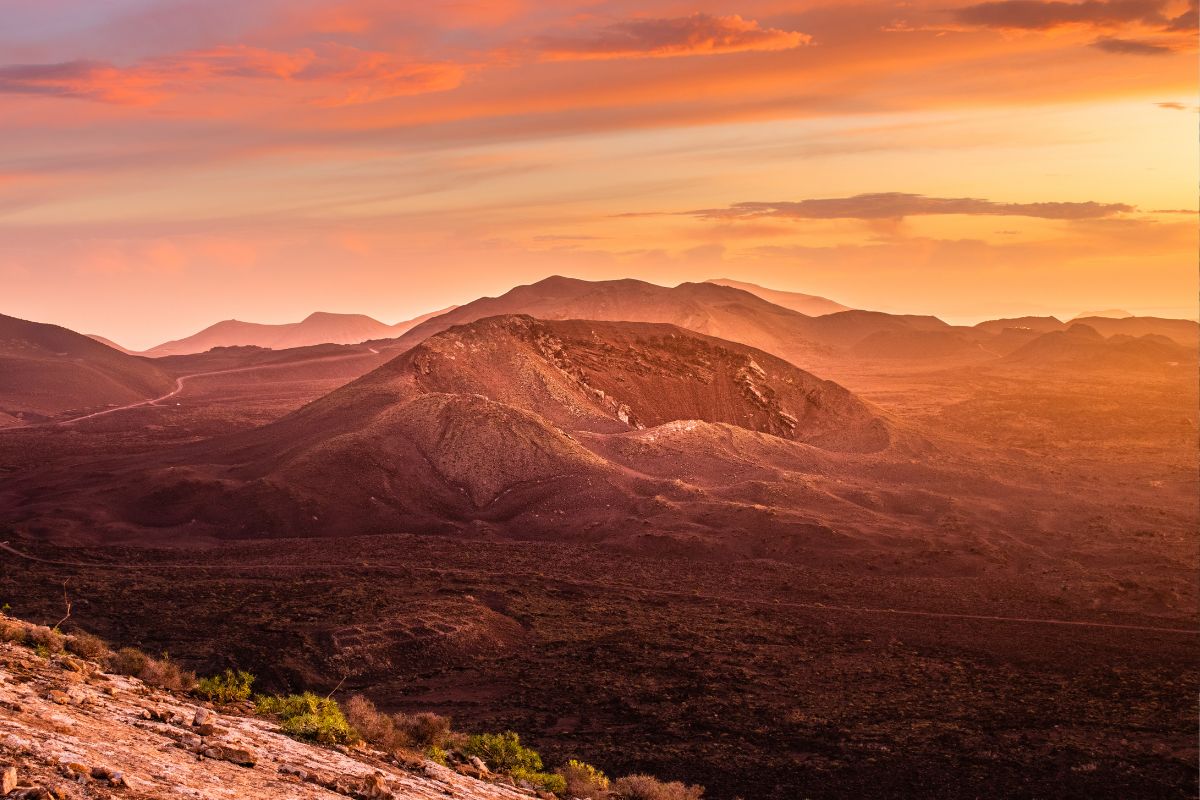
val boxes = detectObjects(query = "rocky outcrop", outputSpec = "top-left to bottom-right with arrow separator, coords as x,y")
0,618 -> 537,800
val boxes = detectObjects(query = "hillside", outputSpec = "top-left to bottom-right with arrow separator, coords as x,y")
0,615 -> 549,800
10,316 -> 895,547
0,313 -> 176,423
704,278 -> 850,316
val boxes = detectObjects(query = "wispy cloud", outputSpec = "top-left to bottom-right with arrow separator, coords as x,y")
0,45 -> 468,106
532,13 -> 810,61
1091,35 -> 1177,51
686,193 -> 1135,221
952,0 -> 1170,30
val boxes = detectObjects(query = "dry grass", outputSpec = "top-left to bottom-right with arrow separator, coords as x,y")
613,774 -> 704,800
110,646 -> 196,692
66,631 -> 112,662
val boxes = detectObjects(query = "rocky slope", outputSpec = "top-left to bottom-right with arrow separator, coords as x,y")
0,616 -> 541,800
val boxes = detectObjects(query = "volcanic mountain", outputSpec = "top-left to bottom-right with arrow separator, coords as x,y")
143,307 -> 456,357
0,313 -> 175,424
704,278 -> 850,316
1003,324 -> 1196,371
28,316 -> 893,550
374,276 -> 976,372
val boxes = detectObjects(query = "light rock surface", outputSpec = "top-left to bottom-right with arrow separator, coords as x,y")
0,626 -> 535,800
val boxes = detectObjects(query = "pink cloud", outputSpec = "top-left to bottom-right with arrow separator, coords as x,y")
0,44 -> 467,106
533,13 -> 811,61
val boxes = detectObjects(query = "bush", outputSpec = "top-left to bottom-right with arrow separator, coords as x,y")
512,768 -> 567,795
560,759 -> 611,798
395,711 -> 452,750
110,647 -> 196,692
196,669 -> 255,704
344,695 -> 398,749
256,692 -> 357,745
27,625 -> 65,655
342,696 -> 454,754
110,647 -> 148,676
0,619 -> 26,645
66,631 -> 112,662
613,775 -> 704,800
462,731 -> 543,774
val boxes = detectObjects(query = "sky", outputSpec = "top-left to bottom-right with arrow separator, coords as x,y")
0,0 -> 1196,349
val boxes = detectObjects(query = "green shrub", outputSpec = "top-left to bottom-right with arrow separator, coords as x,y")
66,631 -> 112,662
613,774 -> 704,800
559,759 -> 610,798
462,731 -> 543,774
427,745 -> 449,766
256,692 -> 357,745
513,767 -> 567,795
196,669 -> 255,704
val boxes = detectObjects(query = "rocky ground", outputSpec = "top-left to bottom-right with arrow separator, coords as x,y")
0,616 -> 538,800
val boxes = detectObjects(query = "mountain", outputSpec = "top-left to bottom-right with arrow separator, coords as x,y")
1068,316 -> 1199,346
53,316 -> 890,545
373,276 -> 836,365
0,313 -> 175,423
1003,323 -> 1196,370
86,333 -> 136,354
143,307 -> 456,357
372,276 -> 974,371
1071,309 -> 1132,320
972,316 -> 1065,335
704,278 -> 851,316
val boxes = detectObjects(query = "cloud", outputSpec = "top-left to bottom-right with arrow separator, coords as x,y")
686,193 -> 1135,221
952,0 -> 1170,30
1091,35 -> 1176,51
0,45 -> 467,106
0,61 -> 164,104
533,13 -> 810,61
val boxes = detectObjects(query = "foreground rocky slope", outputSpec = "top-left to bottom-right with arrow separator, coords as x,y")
0,615 -> 540,800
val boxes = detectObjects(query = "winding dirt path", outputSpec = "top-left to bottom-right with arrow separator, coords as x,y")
0,350 -> 385,430
1,542 -> 1193,636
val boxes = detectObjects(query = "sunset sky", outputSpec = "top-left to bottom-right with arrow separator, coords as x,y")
1,0 -> 1196,349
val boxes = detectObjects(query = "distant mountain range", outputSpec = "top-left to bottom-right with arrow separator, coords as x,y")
703,278 -> 851,316
119,307 -> 457,357
4,276 -> 1195,430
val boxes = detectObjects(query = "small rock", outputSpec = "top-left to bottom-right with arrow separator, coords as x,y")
469,756 -> 488,773
193,723 -> 217,736
1,764 -> 17,794
358,771 -> 392,799
192,707 -> 209,727
279,764 -> 309,781
200,743 -> 257,767
47,690 -> 70,705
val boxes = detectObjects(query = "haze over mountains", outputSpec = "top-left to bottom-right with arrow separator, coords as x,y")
1,276 -> 1195,431
136,307 -> 457,357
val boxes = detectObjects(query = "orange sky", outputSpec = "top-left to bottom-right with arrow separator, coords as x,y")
1,0 -> 1196,348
